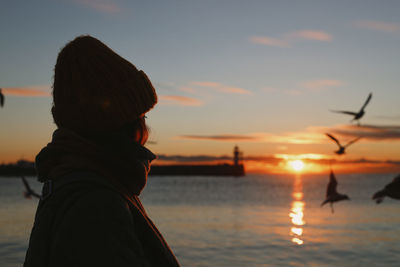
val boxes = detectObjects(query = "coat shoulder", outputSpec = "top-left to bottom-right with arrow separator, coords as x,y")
25,172 -> 150,267
40,172 -> 132,225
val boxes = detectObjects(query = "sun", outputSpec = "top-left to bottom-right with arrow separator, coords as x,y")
289,160 -> 305,172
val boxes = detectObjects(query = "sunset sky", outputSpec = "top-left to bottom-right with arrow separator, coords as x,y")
1,1 -> 400,174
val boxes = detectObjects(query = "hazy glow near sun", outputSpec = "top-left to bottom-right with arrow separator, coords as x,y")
290,160 -> 305,172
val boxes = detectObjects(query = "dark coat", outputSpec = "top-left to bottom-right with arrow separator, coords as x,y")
24,171 -> 180,267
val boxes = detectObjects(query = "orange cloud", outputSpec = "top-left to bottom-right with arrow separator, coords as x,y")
277,124 -> 400,145
262,131 -> 324,144
177,131 -> 323,144
73,0 -> 121,14
250,29 -> 333,48
176,123 -> 400,149
179,134 -> 260,141
191,81 -> 221,88
219,87 -> 250,94
249,36 -> 290,47
2,85 -> 51,97
300,79 -> 344,91
273,123 -> 400,145
159,95 -> 203,106
191,81 -> 251,94
326,124 -> 400,142
355,20 -> 400,33
286,30 -> 333,41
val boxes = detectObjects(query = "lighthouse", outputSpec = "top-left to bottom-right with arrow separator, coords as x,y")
233,145 -> 240,166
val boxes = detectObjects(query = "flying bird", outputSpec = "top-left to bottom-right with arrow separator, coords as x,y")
372,174 -> 400,204
0,88 -> 4,107
321,170 -> 350,213
326,133 -> 361,155
21,176 -> 41,199
331,92 -> 372,125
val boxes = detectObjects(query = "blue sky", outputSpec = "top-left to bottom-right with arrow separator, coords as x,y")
1,0 -> 400,172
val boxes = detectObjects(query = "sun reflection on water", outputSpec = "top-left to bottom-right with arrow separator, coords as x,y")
289,175 -> 305,245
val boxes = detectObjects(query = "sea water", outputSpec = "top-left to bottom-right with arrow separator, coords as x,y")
1,174 -> 399,266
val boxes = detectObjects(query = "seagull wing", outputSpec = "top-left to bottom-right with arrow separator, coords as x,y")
21,176 -> 32,191
345,136 -> 362,148
386,174 -> 400,190
326,133 -> 342,147
372,189 -> 385,203
392,174 -> 400,184
327,170 -> 338,197
360,93 -> 372,111
383,174 -> 400,199
0,89 -> 4,107
330,110 -> 358,116
22,176 -> 41,198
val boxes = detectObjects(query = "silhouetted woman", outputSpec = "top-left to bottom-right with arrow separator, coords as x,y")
24,36 -> 180,267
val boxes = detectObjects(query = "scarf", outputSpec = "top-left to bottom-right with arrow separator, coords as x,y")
35,128 -> 156,196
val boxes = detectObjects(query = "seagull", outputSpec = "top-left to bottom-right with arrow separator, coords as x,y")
326,133 -> 362,155
321,170 -> 350,213
372,174 -> 400,204
21,176 -> 41,199
331,93 -> 372,125
0,88 -> 4,107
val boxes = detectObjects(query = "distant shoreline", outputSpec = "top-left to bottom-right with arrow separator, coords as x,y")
0,160 -> 245,177
0,160 -> 36,177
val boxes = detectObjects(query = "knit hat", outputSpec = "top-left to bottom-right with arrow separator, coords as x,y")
52,35 -> 157,134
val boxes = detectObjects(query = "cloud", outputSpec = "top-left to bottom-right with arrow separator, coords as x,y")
285,30 -> 333,41
261,131 -> 324,144
337,158 -> 400,165
159,95 -> 203,106
355,20 -> 400,33
179,134 -> 260,142
327,124 -> 400,142
219,87 -> 250,94
259,123 -> 400,145
2,85 -> 51,97
300,79 -> 344,91
175,123 -> 400,147
191,81 -> 251,95
73,0 -> 121,14
249,36 -> 290,47
373,115 -> 400,121
178,131 -> 325,145
191,82 -> 221,88
250,29 -> 333,48
277,145 -> 288,151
